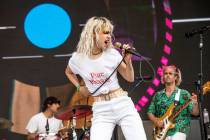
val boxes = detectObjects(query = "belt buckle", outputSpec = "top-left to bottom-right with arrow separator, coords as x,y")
104,94 -> 111,101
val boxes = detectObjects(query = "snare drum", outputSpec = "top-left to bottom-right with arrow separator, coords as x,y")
35,133 -> 61,140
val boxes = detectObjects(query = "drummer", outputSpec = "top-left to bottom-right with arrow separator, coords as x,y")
26,96 -> 63,140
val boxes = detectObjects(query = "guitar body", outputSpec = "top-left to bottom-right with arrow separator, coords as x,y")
153,103 -> 176,140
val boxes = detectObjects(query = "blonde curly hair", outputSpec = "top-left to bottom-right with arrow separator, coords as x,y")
76,16 -> 114,56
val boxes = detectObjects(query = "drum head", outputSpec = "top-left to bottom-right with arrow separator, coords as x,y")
36,133 -> 61,140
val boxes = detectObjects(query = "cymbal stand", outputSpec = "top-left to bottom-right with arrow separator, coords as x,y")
186,26 -> 210,140
72,109 -> 77,140
82,97 -> 90,140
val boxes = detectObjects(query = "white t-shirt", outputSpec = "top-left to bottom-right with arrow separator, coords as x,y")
68,48 -> 122,96
26,112 -> 63,134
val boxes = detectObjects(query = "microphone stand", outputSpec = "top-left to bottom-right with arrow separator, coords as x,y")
195,33 -> 207,140
72,109 -> 77,140
186,26 -> 210,140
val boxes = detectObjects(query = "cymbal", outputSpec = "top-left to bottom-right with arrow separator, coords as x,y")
55,105 -> 92,120
0,117 -> 13,129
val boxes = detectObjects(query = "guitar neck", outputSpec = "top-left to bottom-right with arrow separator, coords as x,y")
169,99 -> 192,121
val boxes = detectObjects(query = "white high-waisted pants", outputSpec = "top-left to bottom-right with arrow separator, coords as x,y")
166,132 -> 186,140
90,95 -> 147,140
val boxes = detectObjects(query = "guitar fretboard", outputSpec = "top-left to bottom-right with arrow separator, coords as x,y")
169,99 -> 192,121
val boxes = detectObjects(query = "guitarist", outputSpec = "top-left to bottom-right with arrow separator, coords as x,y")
147,65 -> 199,140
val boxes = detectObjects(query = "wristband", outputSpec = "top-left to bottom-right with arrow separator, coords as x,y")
76,84 -> 80,92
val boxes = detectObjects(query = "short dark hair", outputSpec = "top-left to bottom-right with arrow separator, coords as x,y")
42,96 -> 61,112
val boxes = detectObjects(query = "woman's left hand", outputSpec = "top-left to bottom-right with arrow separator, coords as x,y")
122,44 -> 134,63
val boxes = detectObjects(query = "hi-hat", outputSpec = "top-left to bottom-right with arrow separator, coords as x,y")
0,117 -> 13,129
55,105 -> 92,120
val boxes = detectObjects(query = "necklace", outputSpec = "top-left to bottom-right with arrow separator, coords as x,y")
92,51 -> 102,55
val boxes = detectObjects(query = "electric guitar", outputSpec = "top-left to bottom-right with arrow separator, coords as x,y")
153,81 -> 210,140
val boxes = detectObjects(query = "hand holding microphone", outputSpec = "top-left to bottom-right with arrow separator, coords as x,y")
114,42 -> 141,58
114,42 -> 133,61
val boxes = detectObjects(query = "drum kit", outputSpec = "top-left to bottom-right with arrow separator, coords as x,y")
55,104 -> 92,140
35,103 -> 92,140
35,132 -> 61,140
0,93 -> 93,140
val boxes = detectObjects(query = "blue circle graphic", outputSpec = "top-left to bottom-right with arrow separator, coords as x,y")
24,3 -> 71,49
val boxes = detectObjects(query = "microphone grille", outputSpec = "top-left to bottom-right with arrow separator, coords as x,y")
114,42 -> 122,48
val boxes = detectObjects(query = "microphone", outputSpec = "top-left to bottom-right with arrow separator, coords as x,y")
45,119 -> 49,134
185,25 -> 210,38
114,42 -> 142,57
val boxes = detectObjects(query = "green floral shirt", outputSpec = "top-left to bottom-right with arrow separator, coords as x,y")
147,87 -> 194,136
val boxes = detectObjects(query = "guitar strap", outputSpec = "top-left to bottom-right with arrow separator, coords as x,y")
174,89 -> 181,106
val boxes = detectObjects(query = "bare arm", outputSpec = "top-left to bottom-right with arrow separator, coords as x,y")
191,93 -> 199,116
148,113 -> 164,127
117,44 -> 134,82
27,132 -> 36,140
65,66 -> 90,96
65,66 -> 79,87
192,103 -> 199,116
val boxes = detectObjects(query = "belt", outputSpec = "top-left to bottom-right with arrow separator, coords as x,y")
93,88 -> 127,102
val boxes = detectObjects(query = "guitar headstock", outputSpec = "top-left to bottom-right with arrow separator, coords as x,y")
203,81 -> 210,95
